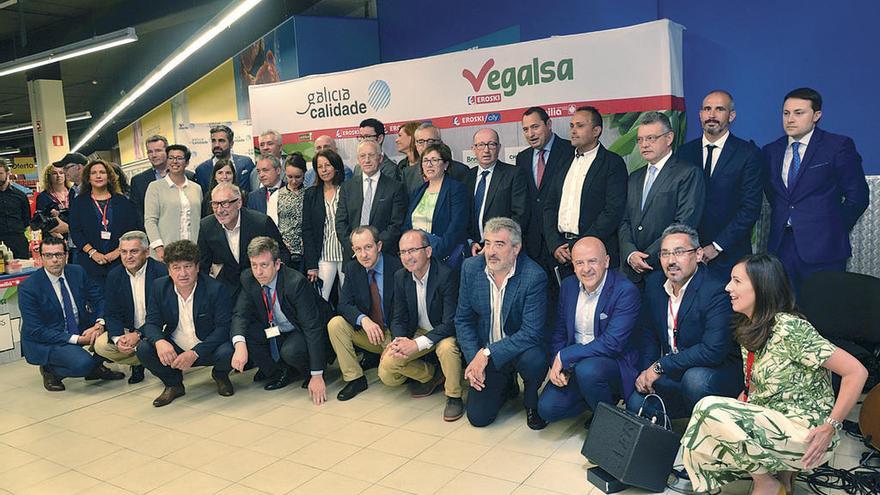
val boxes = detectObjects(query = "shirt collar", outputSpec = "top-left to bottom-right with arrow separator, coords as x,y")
580,270 -> 608,298
477,162 -> 497,175
484,258 -> 517,288
164,174 -> 190,188
45,269 -> 64,286
411,265 -> 430,286
174,280 -> 198,303
363,170 -> 381,183
222,214 -> 241,234
127,261 -> 148,278
366,254 -> 384,276
536,134 -> 556,157
650,150 -> 674,172
266,179 -> 283,191
788,128 -> 815,148
265,273 -> 278,291
575,142 -> 601,159
663,267 -> 697,301
702,130 -> 730,150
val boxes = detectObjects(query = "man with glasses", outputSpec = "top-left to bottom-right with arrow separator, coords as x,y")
628,224 -> 741,419
402,123 -> 470,194
353,118 -> 400,181
465,128 -> 527,256
619,112 -> 705,285
247,155 -> 285,214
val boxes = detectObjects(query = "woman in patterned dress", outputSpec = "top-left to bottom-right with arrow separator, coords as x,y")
681,254 -> 867,495
268,153 -> 307,270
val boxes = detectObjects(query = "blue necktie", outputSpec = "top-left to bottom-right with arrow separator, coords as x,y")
59,277 -> 78,333
787,142 -> 801,189
263,285 -> 280,362
473,170 -> 490,238
641,165 -> 658,210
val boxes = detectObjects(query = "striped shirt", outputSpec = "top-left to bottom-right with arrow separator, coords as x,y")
321,187 -> 343,262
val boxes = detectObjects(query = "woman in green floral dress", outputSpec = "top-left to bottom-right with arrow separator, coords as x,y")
681,254 -> 867,495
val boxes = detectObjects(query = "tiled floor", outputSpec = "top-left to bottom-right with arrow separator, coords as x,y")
0,359 -> 865,494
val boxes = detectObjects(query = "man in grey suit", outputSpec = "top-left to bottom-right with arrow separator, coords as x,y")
352,118 -> 400,181
619,112 -> 705,285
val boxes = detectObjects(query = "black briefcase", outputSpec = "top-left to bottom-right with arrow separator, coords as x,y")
581,395 -> 681,493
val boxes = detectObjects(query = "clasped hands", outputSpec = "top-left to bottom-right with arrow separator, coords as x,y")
155,339 -> 197,370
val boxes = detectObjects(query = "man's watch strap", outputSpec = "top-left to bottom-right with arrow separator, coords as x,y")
481,348 -> 491,357
825,417 -> 843,431
652,361 -> 664,375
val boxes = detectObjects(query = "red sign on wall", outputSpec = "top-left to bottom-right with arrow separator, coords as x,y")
52,135 -> 63,146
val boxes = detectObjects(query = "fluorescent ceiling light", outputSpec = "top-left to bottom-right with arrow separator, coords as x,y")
0,111 -> 92,135
0,148 -> 21,155
0,28 -> 138,78
0,1 -> 18,10
0,112 -> 12,119
72,0 -> 264,152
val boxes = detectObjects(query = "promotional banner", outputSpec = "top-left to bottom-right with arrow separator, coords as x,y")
250,19 -> 686,172
176,120 -> 255,166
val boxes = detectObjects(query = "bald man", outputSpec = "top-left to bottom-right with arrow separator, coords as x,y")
306,135 -> 353,186
537,237 -> 641,425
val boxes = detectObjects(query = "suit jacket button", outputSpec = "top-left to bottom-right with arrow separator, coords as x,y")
637,225 -> 643,231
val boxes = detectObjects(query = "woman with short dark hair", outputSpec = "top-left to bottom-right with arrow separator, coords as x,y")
302,149 -> 346,300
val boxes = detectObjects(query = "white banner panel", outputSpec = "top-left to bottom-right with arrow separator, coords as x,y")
176,120 -> 255,166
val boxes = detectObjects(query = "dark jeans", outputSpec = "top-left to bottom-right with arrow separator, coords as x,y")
136,339 -> 233,387
626,360 -> 743,420
538,356 -> 623,423
246,328 -> 311,377
466,345 -> 547,427
45,343 -> 103,378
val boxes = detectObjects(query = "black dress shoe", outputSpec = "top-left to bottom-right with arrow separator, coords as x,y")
411,366 -> 444,398
359,352 -> 380,371
253,369 -> 269,382
213,372 -> 235,397
153,385 -> 185,407
85,364 -> 125,381
264,367 -> 293,391
337,376 -> 368,401
526,408 -> 547,430
128,365 -> 145,384
301,375 -> 311,389
39,366 -> 65,392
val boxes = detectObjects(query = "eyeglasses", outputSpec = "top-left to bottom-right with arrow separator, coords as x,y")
398,246 -> 429,256
357,134 -> 379,142
473,142 -> 499,150
421,158 -> 445,166
210,198 -> 240,209
659,248 -> 698,259
636,132 -> 670,145
168,156 -> 187,162
415,138 -> 441,146
41,252 -> 67,259
357,152 -> 380,160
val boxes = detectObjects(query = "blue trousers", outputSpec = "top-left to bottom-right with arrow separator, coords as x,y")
537,356 -> 623,423
45,344 -> 104,378
626,360 -> 742,419
136,340 -> 234,387
777,229 -> 846,296
466,345 -> 547,427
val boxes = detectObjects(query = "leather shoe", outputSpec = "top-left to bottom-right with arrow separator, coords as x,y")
359,352 -> 379,371
443,397 -> 464,422
411,366 -> 444,398
253,369 -> 268,382
526,408 -> 547,430
39,366 -> 65,392
152,385 -> 185,407
264,367 -> 293,391
128,365 -> 145,384
85,364 -> 125,381
337,376 -> 367,401
213,372 -> 235,397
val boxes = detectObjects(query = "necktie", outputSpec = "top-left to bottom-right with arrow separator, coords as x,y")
787,142 -> 801,189
360,177 -> 374,226
368,269 -> 384,328
265,186 -> 278,202
473,170 -> 490,237
59,277 -> 78,333
641,165 -> 658,210
535,149 -> 546,189
704,144 -> 717,179
263,285 -> 280,362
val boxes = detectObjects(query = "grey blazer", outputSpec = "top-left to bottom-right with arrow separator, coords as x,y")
143,176 -> 203,258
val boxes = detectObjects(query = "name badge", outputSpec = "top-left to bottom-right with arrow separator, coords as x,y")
100,231 -> 112,240
264,326 -> 281,339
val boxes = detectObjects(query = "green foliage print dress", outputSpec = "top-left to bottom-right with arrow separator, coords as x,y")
681,313 -> 837,491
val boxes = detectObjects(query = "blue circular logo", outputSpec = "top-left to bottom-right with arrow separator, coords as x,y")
368,80 -> 391,110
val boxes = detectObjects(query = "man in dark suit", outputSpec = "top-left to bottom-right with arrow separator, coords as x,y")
246,155 -> 285,214
628,224 -> 741,419
353,118 -> 401,181
455,217 -> 548,429
543,106 -> 628,275
194,125 -> 255,193
466,128 -> 528,256
94,231 -> 167,384
763,87 -> 869,291
328,226 -> 404,400
0,159 -> 31,258
385,230 -> 463,421
675,91 -> 765,277
19,237 -> 125,391
199,183 -> 290,291
619,112 -> 705,285
537,237 -> 640,425
335,140 -> 408,260
136,240 -> 235,407
230,237 -> 329,404
129,135 -> 195,219
402,124 -> 470,194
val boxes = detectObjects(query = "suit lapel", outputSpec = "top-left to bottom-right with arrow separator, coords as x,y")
371,178 -> 388,223
711,138 -> 736,180
631,167 -> 649,224
579,146 -> 605,200
500,270 -> 521,330
793,128 -> 823,188
565,281 -> 578,345
237,212 -> 251,267
40,270 -> 64,315
484,165 -> 503,211
425,261 -> 439,312
675,269 -> 703,327
351,179 -> 364,223
593,271 -> 615,337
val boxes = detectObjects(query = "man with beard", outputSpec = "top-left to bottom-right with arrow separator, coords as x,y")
194,125 -> 256,193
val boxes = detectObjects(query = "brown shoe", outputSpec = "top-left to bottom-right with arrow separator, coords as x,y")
213,372 -> 234,397
39,366 -> 65,392
152,385 -> 185,407
411,366 -> 444,398
443,397 -> 464,422
85,364 -> 125,381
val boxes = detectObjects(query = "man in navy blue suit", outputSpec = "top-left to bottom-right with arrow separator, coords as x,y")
763,87 -> 869,291
19,236 -> 124,391
246,155 -> 285,214
537,237 -> 640,425
193,125 -> 255,193
628,224 -> 741,419
455,217 -> 549,429
675,91 -> 765,277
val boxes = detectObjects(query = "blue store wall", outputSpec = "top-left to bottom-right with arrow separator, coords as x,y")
377,0 -> 880,174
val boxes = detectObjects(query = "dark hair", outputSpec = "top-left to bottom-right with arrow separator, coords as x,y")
285,152 -> 307,173
523,106 -> 550,123
247,236 -> 280,261
351,225 -> 379,244
210,125 -> 234,142
208,158 -> 240,193
421,143 -> 452,173
79,160 -> 121,197
400,122 -> 421,163
733,254 -> 800,352
359,118 -> 385,137
166,144 -> 191,162
575,106 -> 604,129
312,149 -> 345,186
163,240 -> 200,265
112,162 -> 130,196
784,87 -> 822,112
40,235 -> 68,253
145,135 -> 168,149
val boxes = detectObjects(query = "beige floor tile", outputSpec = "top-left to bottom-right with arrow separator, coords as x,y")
161,438 -> 238,470
286,438 -> 361,470
499,419 -> 576,457
467,446 -> 545,483
76,448 -> 154,479
0,442 -> 40,473
20,430 -> 121,468
414,437 -> 491,470
368,428 -> 440,458
0,410 -> 37,434
0,422 -> 66,448
511,486 -> 564,495
47,410 -> 130,437
436,471 -> 518,495
250,404 -> 315,429
446,411 -> 522,447
124,424 -> 201,458
401,407 -> 467,437
524,459 -> 591,495
378,459 -> 460,495
247,428 -> 320,458
289,471 -> 371,495
145,470 -> 233,495
79,482 -> 135,495
212,421 -> 277,448
173,412 -> 248,438
106,458 -> 190,494
549,430 -> 588,464
198,448 -> 280,482
17,469 -> 102,495
360,404 -> 426,427
360,486 -> 412,495
325,420 -> 394,447
215,483 -> 269,495
286,412 -> 353,437
0,459 -> 69,492
239,459 -> 322,494
314,396 -> 385,420
330,448 -> 409,483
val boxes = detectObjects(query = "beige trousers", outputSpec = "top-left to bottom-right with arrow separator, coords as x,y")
93,332 -> 141,366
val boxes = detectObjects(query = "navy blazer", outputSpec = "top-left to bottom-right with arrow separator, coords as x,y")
104,258 -> 167,340
551,269 -> 641,399
390,258 -> 459,343
637,268 -> 738,379
676,134 -> 765,272
194,154 -> 256,193
455,253 -> 547,367
69,193 -> 142,282
19,265 -> 103,365
762,127 -> 869,263
404,177 -> 468,261
142,273 -> 231,357
337,254 -> 403,328
246,182 -> 285,214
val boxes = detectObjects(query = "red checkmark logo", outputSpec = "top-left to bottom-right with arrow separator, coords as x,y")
462,59 -> 495,92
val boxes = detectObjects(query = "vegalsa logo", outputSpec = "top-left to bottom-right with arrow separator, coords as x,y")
462,57 -> 574,97
297,87 -> 368,119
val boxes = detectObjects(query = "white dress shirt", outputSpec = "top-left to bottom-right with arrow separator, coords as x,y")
166,175 -> 194,242
558,144 -> 600,234
116,262 -> 148,344
702,130 -> 730,176
222,214 -> 242,263
473,162 -> 497,240
574,271 -> 607,345
171,282 -> 202,351
782,128 -> 813,188
663,269 -> 697,353
412,269 -> 434,351
485,260 -> 517,345
46,271 -> 81,344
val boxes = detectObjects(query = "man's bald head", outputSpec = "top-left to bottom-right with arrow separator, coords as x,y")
314,135 -> 337,153
571,237 -> 610,292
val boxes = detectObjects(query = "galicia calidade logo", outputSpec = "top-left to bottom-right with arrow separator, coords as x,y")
368,80 -> 391,110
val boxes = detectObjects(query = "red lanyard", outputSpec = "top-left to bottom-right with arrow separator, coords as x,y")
261,288 -> 277,325
667,298 -> 680,353
92,196 -> 110,230
265,188 -> 271,202
742,351 -> 756,402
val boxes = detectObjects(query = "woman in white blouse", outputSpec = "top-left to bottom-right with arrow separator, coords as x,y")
144,144 -> 203,261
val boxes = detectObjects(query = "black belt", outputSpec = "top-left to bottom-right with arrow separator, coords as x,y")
563,232 -> 578,240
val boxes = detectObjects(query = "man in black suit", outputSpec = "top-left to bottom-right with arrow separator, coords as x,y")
198,183 -> 290,291
466,128 -> 528,256
327,226 -> 403,401
402,123 -> 470,194
385,230 -> 464,421
230,237 -> 329,404
619,112 -> 705,285
353,118 -> 401,181
94,231 -> 167,384
335,140 -> 408,260
543,106 -> 628,276
675,91 -> 765,277
136,240 -> 235,407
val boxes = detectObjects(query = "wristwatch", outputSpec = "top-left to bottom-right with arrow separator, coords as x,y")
825,417 -> 843,431
482,348 -> 491,357
651,361 -> 664,375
